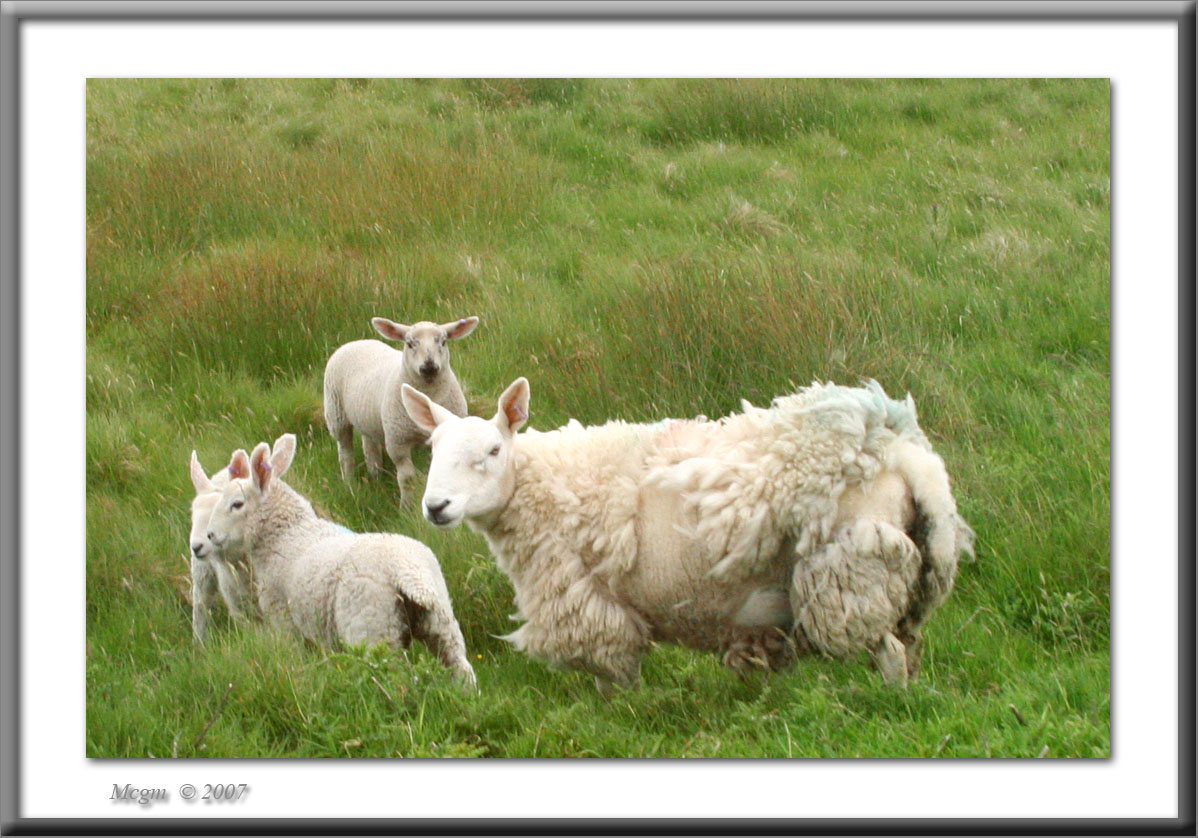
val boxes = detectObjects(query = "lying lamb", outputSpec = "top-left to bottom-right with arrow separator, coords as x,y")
323,315 -> 479,502
204,433 -> 476,686
402,377 -> 973,694
187,450 -> 262,642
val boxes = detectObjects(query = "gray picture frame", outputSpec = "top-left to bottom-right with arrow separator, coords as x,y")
1,1 -> 1191,834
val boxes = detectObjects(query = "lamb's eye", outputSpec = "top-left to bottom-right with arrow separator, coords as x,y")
230,500 -> 244,511
406,340 -> 416,349
489,445 -> 501,457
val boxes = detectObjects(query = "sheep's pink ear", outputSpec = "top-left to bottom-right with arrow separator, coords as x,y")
496,377 -> 530,434
249,442 -> 274,492
372,317 -> 409,342
189,451 -> 214,494
269,433 -> 297,477
442,316 -> 479,341
401,384 -> 455,433
227,449 -> 250,480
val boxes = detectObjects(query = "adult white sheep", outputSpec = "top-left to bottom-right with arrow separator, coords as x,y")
323,316 -> 479,502
402,377 -> 973,694
204,433 -> 476,687
187,450 -> 261,643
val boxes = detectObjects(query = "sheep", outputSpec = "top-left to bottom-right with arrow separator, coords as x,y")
401,377 -> 973,695
323,316 -> 479,502
187,450 -> 261,643
203,433 -> 476,686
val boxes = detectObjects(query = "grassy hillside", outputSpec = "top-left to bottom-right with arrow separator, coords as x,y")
86,78 -> 1110,758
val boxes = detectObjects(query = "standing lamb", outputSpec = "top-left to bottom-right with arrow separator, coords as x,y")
187,450 -> 262,643
204,433 -> 476,687
323,316 -> 479,502
402,377 -> 973,694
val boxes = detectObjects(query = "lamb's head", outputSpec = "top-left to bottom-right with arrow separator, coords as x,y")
372,316 -> 479,384
206,434 -> 297,553
188,451 -> 229,560
401,377 -> 529,529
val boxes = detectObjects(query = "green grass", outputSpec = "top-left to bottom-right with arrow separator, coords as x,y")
86,78 -> 1110,759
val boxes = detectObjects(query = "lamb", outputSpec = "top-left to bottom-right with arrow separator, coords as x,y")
402,377 -> 973,694
323,315 -> 479,502
187,450 -> 261,643
203,433 -> 476,687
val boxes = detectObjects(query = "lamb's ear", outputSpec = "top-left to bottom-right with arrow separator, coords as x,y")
372,317 -> 409,342
401,383 -> 455,433
269,433 -> 297,477
189,451 -> 214,494
227,449 -> 251,480
496,377 -> 530,435
249,442 -> 275,493
442,316 -> 479,341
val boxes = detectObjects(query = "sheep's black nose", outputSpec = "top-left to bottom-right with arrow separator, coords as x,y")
425,498 -> 450,523
191,542 -> 207,557
419,362 -> 438,378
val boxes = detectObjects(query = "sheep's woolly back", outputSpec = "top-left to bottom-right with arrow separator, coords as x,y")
644,381 -> 930,579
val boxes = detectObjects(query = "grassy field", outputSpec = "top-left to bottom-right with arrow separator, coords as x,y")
85,78 -> 1110,758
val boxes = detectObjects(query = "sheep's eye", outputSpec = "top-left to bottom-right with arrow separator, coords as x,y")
406,340 -> 416,349
230,500 -> 244,511
489,445 -> 501,457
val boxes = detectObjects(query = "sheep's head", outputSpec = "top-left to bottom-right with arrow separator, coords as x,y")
401,377 -> 529,530
188,451 -> 229,560
372,316 -> 479,383
206,434 -> 297,553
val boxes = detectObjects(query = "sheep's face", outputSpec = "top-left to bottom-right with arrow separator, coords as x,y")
421,416 -> 514,528
402,377 -> 530,530
189,491 -> 222,560
372,316 -> 479,384
206,478 -> 257,555
188,451 -> 229,561
206,435 -> 296,554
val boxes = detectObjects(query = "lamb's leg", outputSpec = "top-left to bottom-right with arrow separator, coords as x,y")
213,558 -> 258,623
332,580 -> 412,650
871,632 -> 909,688
411,605 -> 477,690
191,557 -> 219,643
333,425 -> 356,483
386,441 -> 416,503
362,434 -> 386,480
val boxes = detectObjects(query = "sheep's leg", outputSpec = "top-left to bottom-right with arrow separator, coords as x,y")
191,557 -> 219,643
722,626 -> 794,676
362,435 -> 386,479
213,558 -> 257,623
594,663 -> 641,699
333,425 -> 356,482
331,579 -> 411,650
790,519 -> 921,665
412,606 -> 477,689
386,442 -> 416,503
871,632 -> 909,688
897,625 -> 924,681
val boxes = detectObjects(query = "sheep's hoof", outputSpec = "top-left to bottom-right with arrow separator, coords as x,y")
871,633 -> 909,688
594,670 -> 640,698
722,627 -> 794,676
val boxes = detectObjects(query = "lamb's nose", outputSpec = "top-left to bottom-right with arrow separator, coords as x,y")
425,498 -> 450,522
420,362 -> 438,378
191,542 -> 206,557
